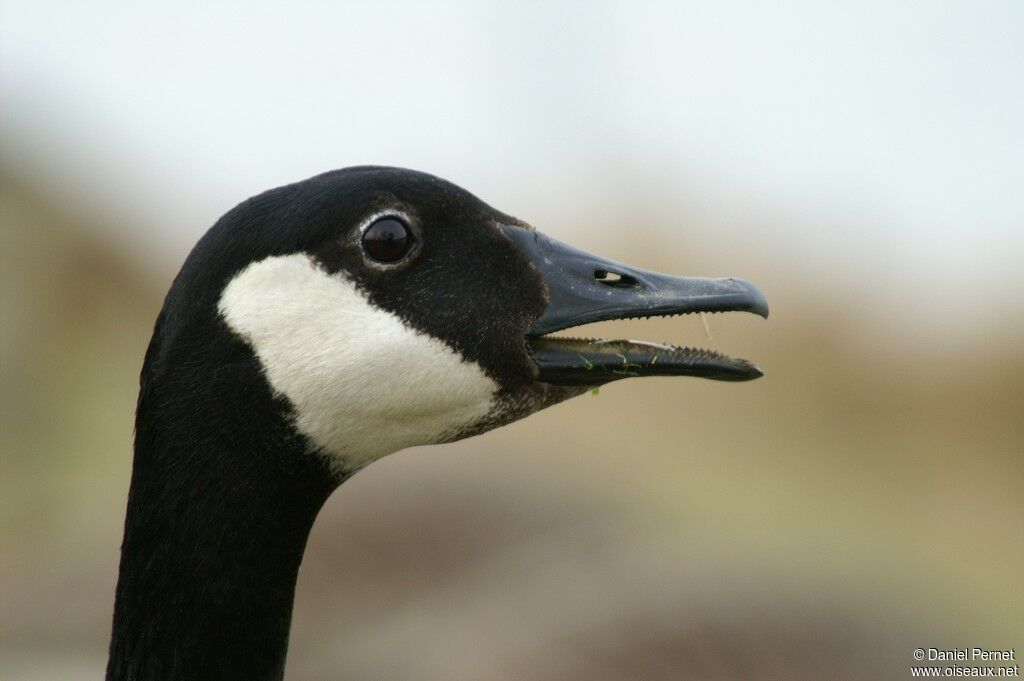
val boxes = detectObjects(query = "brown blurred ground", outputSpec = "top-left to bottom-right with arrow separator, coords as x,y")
1,165 -> 1022,681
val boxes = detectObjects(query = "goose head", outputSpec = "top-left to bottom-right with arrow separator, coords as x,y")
159,166 -> 767,475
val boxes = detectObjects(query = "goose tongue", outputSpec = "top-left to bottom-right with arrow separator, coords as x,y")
525,337 -> 763,386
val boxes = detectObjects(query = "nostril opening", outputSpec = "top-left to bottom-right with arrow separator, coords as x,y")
594,269 -> 639,288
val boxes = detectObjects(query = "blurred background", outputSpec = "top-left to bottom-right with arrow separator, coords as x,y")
2,2 -> 1022,679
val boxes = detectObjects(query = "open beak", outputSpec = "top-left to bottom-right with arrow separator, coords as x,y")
503,225 -> 769,386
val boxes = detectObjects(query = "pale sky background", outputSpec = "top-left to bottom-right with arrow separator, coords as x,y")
2,0 -> 1022,341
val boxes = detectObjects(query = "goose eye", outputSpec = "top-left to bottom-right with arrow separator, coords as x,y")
361,217 -> 413,263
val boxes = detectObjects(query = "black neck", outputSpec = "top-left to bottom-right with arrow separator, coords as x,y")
107,334 -> 341,681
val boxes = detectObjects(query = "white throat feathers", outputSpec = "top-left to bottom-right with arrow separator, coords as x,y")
218,253 -> 499,471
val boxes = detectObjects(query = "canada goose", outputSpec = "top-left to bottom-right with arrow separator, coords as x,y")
106,166 -> 768,681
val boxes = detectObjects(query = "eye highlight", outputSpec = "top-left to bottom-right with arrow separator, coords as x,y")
361,217 -> 413,263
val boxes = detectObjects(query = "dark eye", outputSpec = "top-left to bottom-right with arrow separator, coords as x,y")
361,217 -> 413,263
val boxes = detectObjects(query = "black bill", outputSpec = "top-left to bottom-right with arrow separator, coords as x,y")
503,225 -> 769,386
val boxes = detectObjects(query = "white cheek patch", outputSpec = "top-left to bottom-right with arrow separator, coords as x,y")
218,253 -> 498,471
